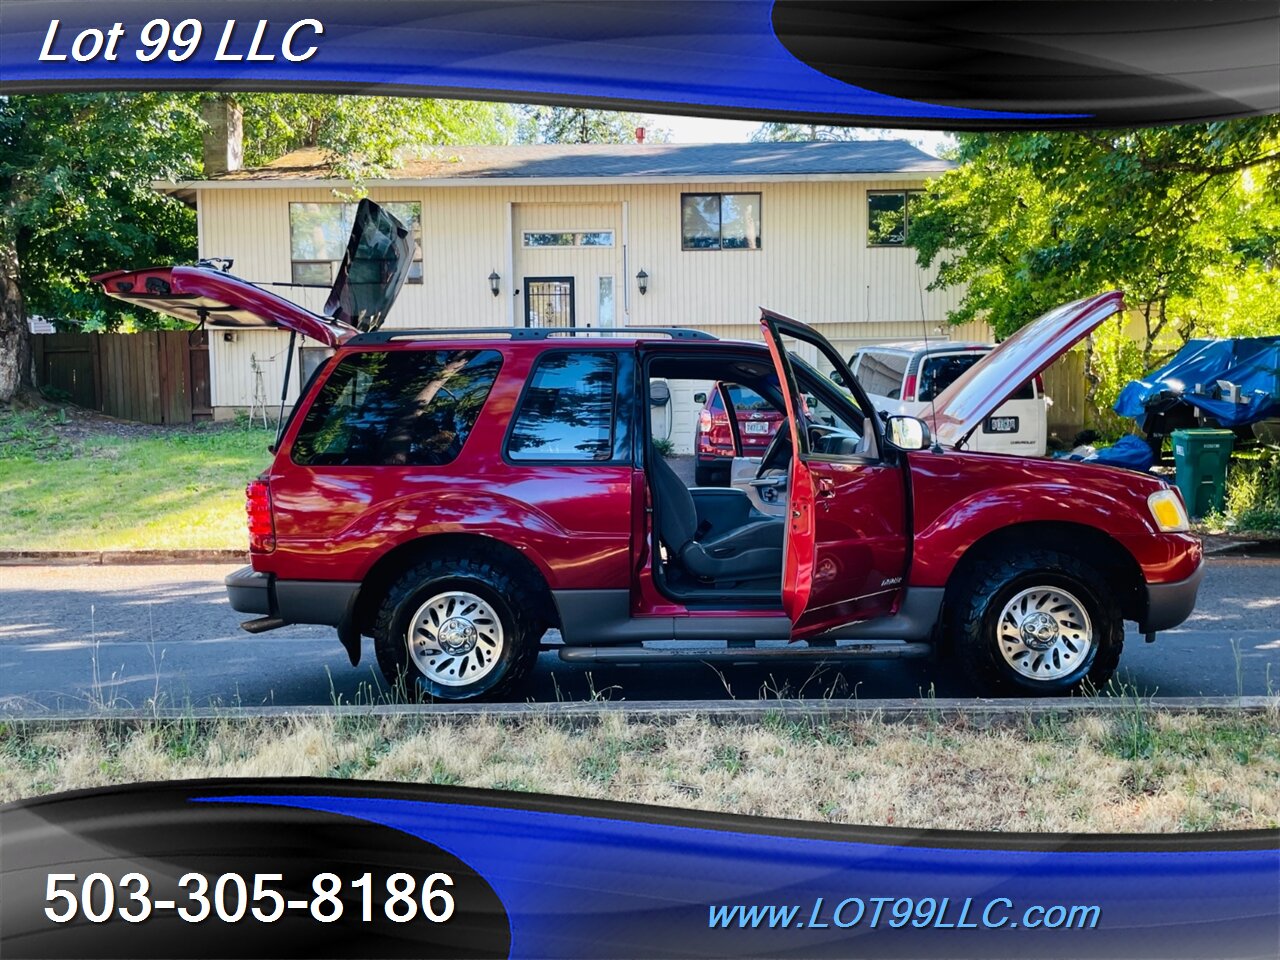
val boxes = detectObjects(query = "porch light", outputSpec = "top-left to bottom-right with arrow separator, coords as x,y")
488,271 -> 501,297
636,269 -> 649,295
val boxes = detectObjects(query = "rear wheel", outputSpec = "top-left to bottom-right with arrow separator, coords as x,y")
373,554 -> 541,701
949,550 -> 1123,696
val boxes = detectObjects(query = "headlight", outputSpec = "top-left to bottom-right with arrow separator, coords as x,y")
1148,489 -> 1190,533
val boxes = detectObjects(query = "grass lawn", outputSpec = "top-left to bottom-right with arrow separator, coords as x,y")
3,709 -> 1277,831
0,407 -> 271,551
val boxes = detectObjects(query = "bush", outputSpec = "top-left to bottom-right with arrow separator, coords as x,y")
652,437 -> 676,458
1226,447 -> 1280,533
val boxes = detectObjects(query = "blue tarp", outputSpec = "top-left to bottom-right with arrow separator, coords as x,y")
1114,337 -> 1280,428
1084,434 -> 1156,472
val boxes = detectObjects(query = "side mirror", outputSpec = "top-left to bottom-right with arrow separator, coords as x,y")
885,415 -> 932,452
829,370 -> 845,386
693,392 -> 707,404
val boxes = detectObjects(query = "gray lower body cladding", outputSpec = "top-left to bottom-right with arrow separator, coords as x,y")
225,565 -> 359,627
1139,561 -> 1206,634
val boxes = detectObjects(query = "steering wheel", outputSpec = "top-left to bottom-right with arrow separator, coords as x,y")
756,423 -> 792,477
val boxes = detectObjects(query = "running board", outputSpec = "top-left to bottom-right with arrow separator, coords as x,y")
557,641 -> 932,664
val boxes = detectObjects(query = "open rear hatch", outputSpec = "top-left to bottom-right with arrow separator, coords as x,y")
93,199 -> 414,348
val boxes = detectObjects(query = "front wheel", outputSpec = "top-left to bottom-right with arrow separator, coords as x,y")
373,555 -> 541,701
949,550 -> 1123,696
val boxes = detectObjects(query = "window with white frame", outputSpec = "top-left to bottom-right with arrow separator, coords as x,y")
866,190 -> 922,246
522,231 -> 614,248
681,193 -> 762,250
289,202 -> 423,286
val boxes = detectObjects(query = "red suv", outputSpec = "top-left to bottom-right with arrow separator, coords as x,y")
694,382 -> 784,486
99,202 -> 1203,702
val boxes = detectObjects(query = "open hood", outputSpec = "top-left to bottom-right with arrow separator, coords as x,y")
93,199 -> 413,348
925,291 -> 1125,448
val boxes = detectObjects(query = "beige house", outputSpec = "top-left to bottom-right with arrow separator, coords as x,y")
157,140 -> 988,447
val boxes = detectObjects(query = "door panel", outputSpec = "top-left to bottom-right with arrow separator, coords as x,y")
798,459 -> 907,633
758,310 -> 910,637
524,277 -> 576,328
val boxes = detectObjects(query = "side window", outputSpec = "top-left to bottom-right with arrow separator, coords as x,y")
791,357 -> 873,458
292,350 -> 502,466
507,352 -> 619,462
707,388 -> 725,415
856,352 -> 909,399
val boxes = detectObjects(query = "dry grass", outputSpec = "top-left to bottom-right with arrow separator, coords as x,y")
3,709 -> 1278,832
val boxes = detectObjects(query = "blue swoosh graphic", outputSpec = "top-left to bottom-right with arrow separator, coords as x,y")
199,793 -> 1278,958
1,1 -> 1083,122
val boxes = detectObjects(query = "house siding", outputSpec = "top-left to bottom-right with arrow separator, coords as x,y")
197,180 -> 984,449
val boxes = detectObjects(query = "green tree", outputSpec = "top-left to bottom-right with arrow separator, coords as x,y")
0,92 -> 203,400
752,122 -> 932,150
234,93 -> 515,176
907,120 -> 1280,412
518,105 -> 660,144
0,93 -> 516,401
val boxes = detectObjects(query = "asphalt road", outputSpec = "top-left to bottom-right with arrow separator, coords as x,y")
0,555 -> 1276,712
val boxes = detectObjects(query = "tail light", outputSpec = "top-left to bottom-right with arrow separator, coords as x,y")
246,479 -> 276,553
1034,374 -> 1045,395
902,373 -> 918,403
698,410 -> 713,433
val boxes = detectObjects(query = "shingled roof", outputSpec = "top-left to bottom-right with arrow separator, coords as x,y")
162,140 -> 950,193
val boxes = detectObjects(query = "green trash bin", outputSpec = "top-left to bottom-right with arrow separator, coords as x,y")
1171,428 -> 1235,518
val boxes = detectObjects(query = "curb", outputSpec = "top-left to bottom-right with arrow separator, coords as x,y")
0,550 -> 247,566
1201,537 -> 1280,557
4,696 -> 1275,724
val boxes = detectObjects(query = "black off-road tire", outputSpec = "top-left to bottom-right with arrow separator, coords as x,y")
947,550 -> 1123,696
373,552 -> 543,702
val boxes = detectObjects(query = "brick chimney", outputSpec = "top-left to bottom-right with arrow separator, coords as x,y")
200,98 -> 243,176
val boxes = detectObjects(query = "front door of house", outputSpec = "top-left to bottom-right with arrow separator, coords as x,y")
524,277 -> 575,328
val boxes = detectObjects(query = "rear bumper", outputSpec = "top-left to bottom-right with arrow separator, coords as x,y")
1138,559 -> 1205,634
225,565 -> 359,627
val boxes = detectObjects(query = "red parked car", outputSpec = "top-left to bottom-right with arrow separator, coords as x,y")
98,201 -> 1203,702
694,382 -> 785,486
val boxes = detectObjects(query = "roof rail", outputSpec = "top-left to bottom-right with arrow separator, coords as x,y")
350,326 -> 719,344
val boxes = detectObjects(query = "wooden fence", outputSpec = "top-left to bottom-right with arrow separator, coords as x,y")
33,331 -> 211,424
1041,349 -> 1088,441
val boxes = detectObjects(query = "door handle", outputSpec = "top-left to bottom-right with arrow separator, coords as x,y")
816,478 -> 836,508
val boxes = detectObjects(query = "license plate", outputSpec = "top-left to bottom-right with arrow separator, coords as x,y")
743,421 -> 770,435
984,416 -> 1019,434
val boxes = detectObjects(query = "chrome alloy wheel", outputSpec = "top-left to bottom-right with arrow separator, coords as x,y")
407,591 -> 505,687
996,586 -> 1094,681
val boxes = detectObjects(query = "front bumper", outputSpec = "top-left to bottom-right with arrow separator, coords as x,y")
1138,559 -> 1206,634
225,565 -> 359,627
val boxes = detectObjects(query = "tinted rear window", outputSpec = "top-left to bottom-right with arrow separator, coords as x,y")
919,352 -> 1034,401
918,354 -> 982,401
507,352 -> 618,462
292,350 -> 502,466
724,384 -> 774,412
